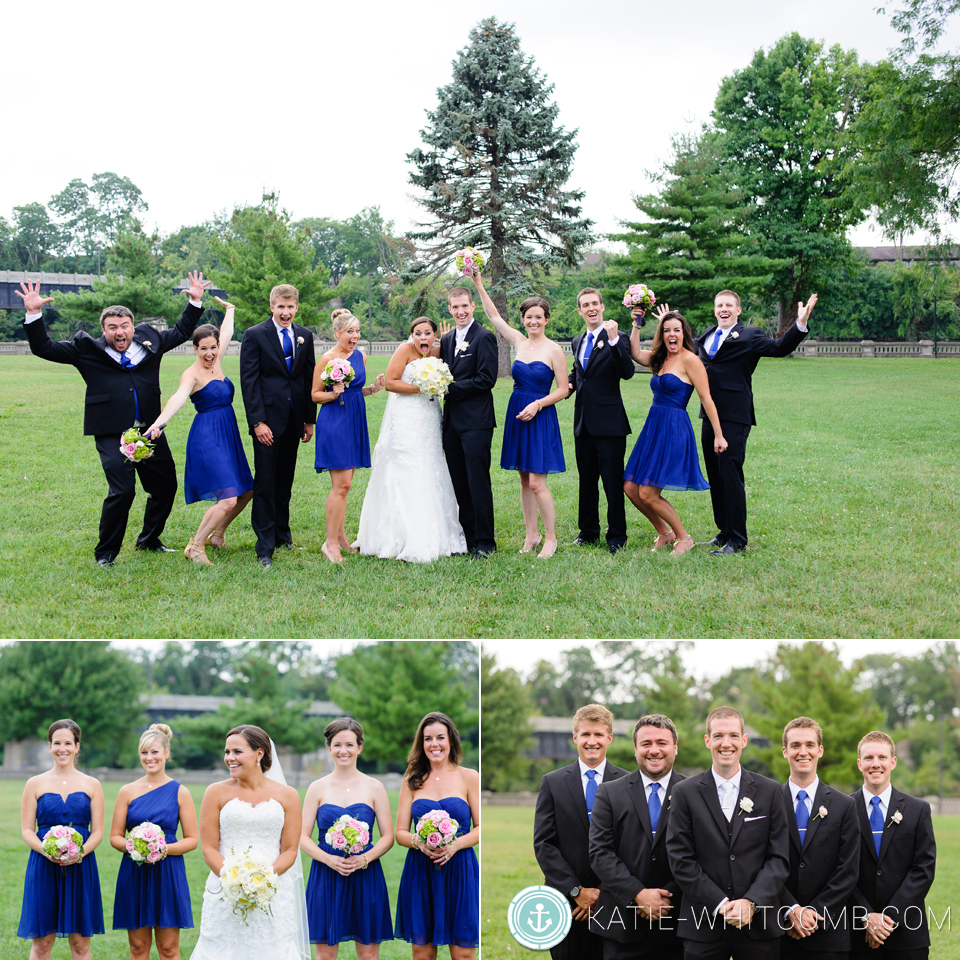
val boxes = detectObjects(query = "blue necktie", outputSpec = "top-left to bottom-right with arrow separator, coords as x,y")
281,327 -> 294,372
585,769 -> 598,819
582,331 -> 595,369
796,789 -> 809,846
119,351 -> 141,422
648,781 -> 661,838
870,796 -> 884,856
707,327 -> 724,358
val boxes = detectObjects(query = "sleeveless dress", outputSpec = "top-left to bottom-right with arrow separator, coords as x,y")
394,796 -> 479,948
183,378 -> 253,503
500,360 -> 565,474
113,780 -> 194,930
623,373 -> 710,491
18,791 -> 105,939
190,797 -> 310,960
356,361 -> 466,562
305,802 -> 393,945
315,349 -> 371,471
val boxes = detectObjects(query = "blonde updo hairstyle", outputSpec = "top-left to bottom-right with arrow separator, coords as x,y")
139,722 -> 173,754
331,308 -> 360,337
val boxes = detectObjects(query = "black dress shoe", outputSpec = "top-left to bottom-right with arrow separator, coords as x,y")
275,541 -> 303,551
470,547 -> 496,560
608,542 -> 627,555
704,536 -> 725,547
709,544 -> 744,556
572,536 -> 600,546
136,541 -> 175,553
96,557 -> 115,568
257,555 -> 273,569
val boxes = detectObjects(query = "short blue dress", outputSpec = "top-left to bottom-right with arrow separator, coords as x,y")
18,791 -> 105,939
183,378 -> 253,503
315,349 -> 371,472
394,796 -> 479,949
305,802 -> 393,945
113,780 -> 194,930
500,360 -> 565,474
624,372 -> 709,491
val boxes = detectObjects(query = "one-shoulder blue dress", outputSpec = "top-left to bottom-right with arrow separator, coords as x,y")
18,792 -> 105,939
315,349 -> 371,472
305,802 -> 393,945
183,377 -> 253,503
623,373 -> 710,491
113,780 -> 194,930
500,360 -> 565,474
394,796 -> 479,949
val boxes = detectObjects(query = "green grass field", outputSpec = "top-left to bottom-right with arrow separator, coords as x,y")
1,354 -> 958,638
480,804 -> 960,960
0,779 -> 453,960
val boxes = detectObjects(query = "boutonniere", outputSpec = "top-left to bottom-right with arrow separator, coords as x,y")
667,794 -> 671,811
595,340 -> 604,350
887,810 -> 903,827
730,331 -> 740,340
142,340 -> 152,349
456,340 -> 470,355
738,797 -> 754,816
296,336 -> 304,346
811,805 -> 828,822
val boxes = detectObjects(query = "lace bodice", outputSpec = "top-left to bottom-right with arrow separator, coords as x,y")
218,797 -> 284,862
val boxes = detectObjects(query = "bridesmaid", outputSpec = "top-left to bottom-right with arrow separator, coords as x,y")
110,722 -> 199,960
300,718 -> 395,959
18,719 -> 105,960
394,712 -> 480,960
312,309 -> 385,564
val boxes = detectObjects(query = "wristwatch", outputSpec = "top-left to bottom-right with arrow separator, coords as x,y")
569,885 -> 581,899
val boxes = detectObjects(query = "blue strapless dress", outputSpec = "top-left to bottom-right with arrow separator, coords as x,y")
113,780 -> 194,930
394,797 -> 479,948
305,802 -> 393,945
18,792 -> 105,939
315,349 -> 371,472
183,377 -> 253,503
624,372 -> 709,491
500,360 -> 565,474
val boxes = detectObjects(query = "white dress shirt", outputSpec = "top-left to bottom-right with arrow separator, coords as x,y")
788,776 -> 819,819
578,326 -> 619,364
712,766 -> 742,822
579,758 -> 608,798
861,783 -> 893,820
273,318 -> 296,360
640,770 -> 672,805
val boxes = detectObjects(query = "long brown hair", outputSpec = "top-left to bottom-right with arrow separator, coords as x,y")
649,311 -> 696,374
404,712 -> 463,792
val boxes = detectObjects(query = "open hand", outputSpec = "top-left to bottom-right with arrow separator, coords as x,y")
185,270 -> 211,301
15,279 -> 54,314
438,321 -> 452,339
797,293 -> 818,326
213,296 -> 234,311
652,303 -> 671,323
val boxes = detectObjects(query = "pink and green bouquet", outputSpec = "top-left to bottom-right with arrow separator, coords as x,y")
324,814 -> 370,855
455,247 -> 485,278
415,809 -> 459,868
120,425 -> 155,462
41,824 -> 84,863
126,820 -> 166,865
320,358 -> 356,405
622,283 -> 656,324
410,357 -> 454,401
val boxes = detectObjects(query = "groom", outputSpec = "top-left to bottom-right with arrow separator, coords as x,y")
439,285 -> 498,558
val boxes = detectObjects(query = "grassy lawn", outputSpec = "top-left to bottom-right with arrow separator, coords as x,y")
1,354 -> 958,638
480,803 -> 960,960
0,778 -> 450,960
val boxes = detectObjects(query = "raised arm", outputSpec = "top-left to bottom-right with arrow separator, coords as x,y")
473,270 -> 525,349
145,365 -> 200,440
213,297 -> 236,361
683,353 -> 727,453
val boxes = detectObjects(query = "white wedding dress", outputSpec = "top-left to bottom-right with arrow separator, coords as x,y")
357,361 -> 467,562
190,798 -> 310,960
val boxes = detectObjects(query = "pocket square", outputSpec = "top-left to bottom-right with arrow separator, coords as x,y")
744,815 -> 767,822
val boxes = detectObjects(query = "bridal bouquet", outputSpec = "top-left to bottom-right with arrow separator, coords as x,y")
219,846 -> 278,924
320,358 -> 355,406
410,357 -> 454,401
324,814 -> 370,855
455,247 -> 485,277
41,825 -> 84,864
622,282 -> 657,321
126,821 -> 166,865
120,425 -> 155,462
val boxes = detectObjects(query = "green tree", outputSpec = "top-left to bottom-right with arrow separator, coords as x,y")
330,642 -> 476,767
9,202 -> 62,271
149,641 -> 240,695
526,646 -> 613,717
210,193 -> 331,332
406,17 -> 593,373
480,652 -> 533,790
0,641 -> 145,767
159,224 -> 220,278
749,642 -> 885,786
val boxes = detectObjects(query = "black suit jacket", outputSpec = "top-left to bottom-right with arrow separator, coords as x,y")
588,770 -> 686,943
239,318 -> 316,436
848,787 -> 936,953
25,303 -> 203,435
779,781 -> 860,952
696,321 -> 807,426
568,328 -> 634,437
534,761 -> 629,906
666,769 -> 790,942
439,320 -> 498,432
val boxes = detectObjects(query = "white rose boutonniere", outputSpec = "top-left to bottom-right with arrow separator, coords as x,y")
296,336 -> 304,346
811,805 -> 828,822
730,331 -> 740,340
888,810 -> 903,827
595,340 -> 604,350
456,340 -> 470,355
143,340 -> 152,349
738,797 -> 754,816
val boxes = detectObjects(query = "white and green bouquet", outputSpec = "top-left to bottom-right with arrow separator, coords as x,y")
410,357 -> 454,401
219,846 -> 278,924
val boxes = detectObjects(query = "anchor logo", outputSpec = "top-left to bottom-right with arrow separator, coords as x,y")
527,902 -> 553,933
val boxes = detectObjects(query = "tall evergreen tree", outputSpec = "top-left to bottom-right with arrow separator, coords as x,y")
406,17 -> 593,373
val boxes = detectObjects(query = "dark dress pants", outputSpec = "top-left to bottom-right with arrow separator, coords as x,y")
442,423 -> 495,553
94,432 -> 177,561
682,927 -> 782,960
550,919 -> 605,960
251,408 -> 301,558
574,431 -> 627,546
701,419 -> 751,549
604,936 -> 684,960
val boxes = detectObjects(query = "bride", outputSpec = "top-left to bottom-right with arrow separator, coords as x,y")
191,725 -> 310,960
356,318 -> 467,562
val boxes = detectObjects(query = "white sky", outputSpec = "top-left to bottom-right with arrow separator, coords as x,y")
6,0 -> 955,256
